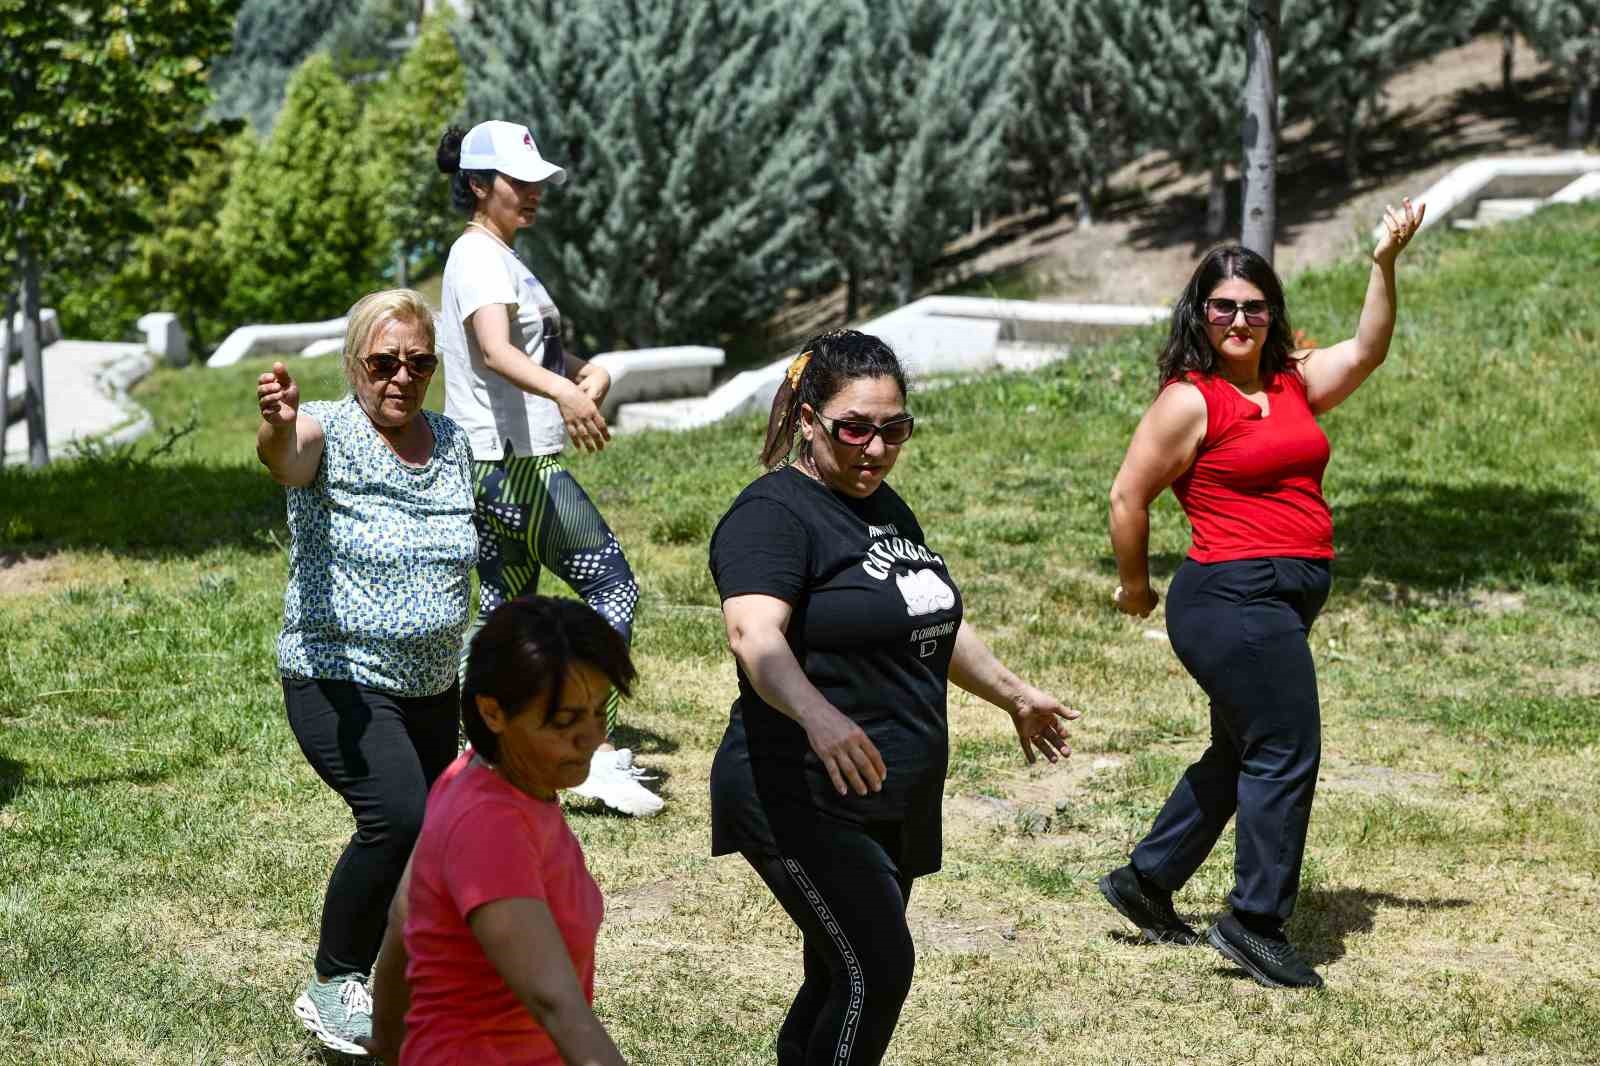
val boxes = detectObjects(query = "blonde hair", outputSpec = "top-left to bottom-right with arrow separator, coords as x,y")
341,289 -> 438,389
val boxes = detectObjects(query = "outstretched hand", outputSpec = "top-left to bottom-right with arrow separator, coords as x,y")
1009,686 -> 1080,765
1373,197 -> 1425,266
257,362 -> 299,426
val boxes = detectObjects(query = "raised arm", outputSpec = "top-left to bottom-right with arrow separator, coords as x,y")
1108,382 -> 1207,617
255,361 -> 324,487
1300,197 -> 1425,415
947,621 -> 1078,764
469,898 -> 628,1066
469,303 -> 610,452
721,594 -> 886,797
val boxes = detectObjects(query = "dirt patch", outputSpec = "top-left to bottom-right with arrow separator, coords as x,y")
605,879 -> 679,926
1317,760 -> 1441,797
909,913 -> 1020,957
0,553 -> 62,596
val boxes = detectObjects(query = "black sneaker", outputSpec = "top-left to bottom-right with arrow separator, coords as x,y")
1097,864 -> 1200,945
1207,913 -> 1324,989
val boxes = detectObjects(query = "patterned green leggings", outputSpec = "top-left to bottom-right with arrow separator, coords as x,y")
468,454 -> 638,734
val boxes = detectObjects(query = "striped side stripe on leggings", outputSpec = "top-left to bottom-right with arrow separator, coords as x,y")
783,858 -> 865,1064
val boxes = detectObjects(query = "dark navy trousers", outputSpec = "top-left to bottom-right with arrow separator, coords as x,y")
1131,556 -> 1331,926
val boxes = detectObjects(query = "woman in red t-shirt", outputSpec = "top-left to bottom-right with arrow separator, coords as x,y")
369,596 -> 637,1066
1101,199 -> 1425,990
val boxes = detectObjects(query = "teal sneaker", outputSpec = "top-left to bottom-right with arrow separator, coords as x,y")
293,972 -> 373,1056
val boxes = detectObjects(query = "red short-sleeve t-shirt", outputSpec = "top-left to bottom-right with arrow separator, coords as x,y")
401,752 -> 604,1066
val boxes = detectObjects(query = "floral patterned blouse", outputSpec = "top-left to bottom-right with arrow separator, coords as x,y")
276,397 -> 478,697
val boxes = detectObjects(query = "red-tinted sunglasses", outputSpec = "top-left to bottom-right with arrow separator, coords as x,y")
1204,298 -> 1271,327
814,411 -> 915,447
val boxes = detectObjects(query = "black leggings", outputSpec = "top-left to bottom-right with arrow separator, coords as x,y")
283,677 -> 458,978
1131,557 -> 1331,926
743,823 -> 917,1066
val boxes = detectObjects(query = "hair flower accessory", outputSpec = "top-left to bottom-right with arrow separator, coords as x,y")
786,350 -> 812,390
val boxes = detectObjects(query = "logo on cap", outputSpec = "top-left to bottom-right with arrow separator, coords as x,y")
523,132 -> 534,149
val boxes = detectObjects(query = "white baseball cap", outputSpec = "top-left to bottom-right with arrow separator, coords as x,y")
459,120 -> 567,185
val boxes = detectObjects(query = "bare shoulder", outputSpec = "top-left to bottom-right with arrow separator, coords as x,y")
1149,379 -> 1207,424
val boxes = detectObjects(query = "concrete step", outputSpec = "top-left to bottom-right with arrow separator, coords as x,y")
1474,197 -> 1544,223
614,396 -> 709,434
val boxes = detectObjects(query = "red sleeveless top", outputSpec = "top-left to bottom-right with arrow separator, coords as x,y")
1169,369 -> 1334,563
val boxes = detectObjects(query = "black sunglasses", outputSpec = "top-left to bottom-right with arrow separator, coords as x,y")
1204,298 -> 1271,326
813,411 -> 915,447
364,352 -> 439,379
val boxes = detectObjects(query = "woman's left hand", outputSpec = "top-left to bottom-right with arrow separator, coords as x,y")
1009,686 -> 1080,765
1373,196 -> 1425,266
576,362 -> 611,407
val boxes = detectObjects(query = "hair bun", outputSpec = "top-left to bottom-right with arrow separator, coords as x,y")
436,126 -> 466,175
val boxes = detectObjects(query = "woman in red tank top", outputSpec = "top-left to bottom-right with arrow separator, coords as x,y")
1098,200 -> 1426,990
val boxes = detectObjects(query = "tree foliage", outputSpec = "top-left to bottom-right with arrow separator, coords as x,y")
356,9 -> 467,287
0,0 -> 238,276
1512,0 -> 1600,143
218,53 -> 379,324
461,0 -> 830,351
1000,0 -> 1136,224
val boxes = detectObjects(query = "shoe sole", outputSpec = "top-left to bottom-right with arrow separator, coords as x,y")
1206,926 -> 1322,990
1097,875 -> 1198,946
293,992 -> 371,1057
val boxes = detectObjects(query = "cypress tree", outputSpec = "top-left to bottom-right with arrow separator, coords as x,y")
356,9 -> 466,288
460,0 -> 828,350
801,0 -> 1011,308
1513,0 -> 1600,144
1112,0 -> 1246,239
219,54 -> 379,325
1001,0 -> 1134,226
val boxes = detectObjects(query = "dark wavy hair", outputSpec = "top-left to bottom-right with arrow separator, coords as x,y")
1158,245 -> 1299,387
436,125 -> 499,216
461,596 -> 636,762
761,329 -> 908,468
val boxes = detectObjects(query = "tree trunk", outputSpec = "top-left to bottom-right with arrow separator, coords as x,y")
18,237 -> 48,468
845,264 -> 860,323
894,258 -> 913,308
1501,16 -> 1517,102
394,245 -> 409,289
1,288 -> 12,469
1206,158 -> 1227,240
1569,69 -> 1595,147
1241,0 -> 1280,264
1076,175 -> 1095,228
1343,108 -> 1363,183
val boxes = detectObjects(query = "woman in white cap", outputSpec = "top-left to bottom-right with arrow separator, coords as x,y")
434,121 -> 661,817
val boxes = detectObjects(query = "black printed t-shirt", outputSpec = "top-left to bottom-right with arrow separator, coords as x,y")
707,465 -> 964,877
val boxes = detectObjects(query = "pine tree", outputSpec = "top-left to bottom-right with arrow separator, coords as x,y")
801,0 -> 1012,308
219,54 -> 380,325
1112,0 -> 1247,239
1280,0 -> 1470,181
356,8 -> 466,287
460,0 -> 829,350
1000,0 -> 1136,225
210,0 -> 415,132
1514,0 -> 1600,144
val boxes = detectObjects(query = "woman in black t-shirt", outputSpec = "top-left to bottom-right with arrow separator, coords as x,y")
708,329 -> 1079,1066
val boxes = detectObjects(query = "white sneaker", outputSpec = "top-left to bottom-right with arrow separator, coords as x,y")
611,748 -> 658,781
568,749 -> 665,816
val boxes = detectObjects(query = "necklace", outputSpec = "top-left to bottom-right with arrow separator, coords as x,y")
466,220 -> 516,255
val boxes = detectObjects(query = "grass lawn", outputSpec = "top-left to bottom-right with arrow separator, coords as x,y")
2,204 -> 1598,1065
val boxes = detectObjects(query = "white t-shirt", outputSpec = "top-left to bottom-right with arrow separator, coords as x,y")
439,229 -> 566,460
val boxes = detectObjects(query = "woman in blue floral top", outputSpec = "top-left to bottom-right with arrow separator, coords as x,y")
255,288 -> 478,1057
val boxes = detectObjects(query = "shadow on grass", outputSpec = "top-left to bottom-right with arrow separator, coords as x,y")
0,460 -> 283,557
1334,478 -> 1599,592
1294,887 -> 1472,967
0,755 -> 22,809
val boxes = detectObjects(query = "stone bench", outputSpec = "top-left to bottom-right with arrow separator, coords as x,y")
206,318 -> 348,368
588,345 -> 724,420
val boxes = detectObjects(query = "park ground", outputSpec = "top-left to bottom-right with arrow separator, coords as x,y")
0,197 -> 1596,1064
